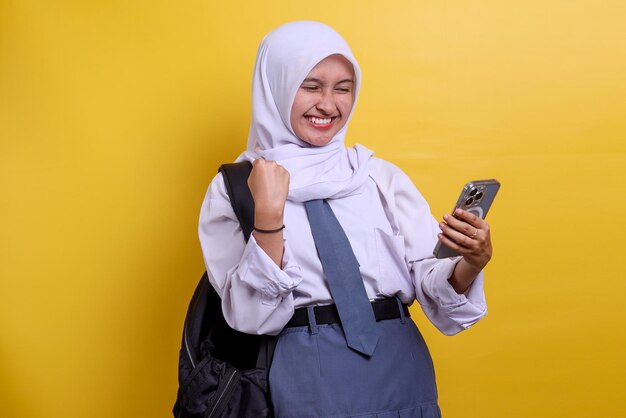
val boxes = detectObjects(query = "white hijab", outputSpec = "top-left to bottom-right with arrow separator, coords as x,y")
237,21 -> 374,202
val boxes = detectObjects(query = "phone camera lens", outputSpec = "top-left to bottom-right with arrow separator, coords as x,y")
470,188 -> 477,196
475,192 -> 483,200
465,197 -> 474,206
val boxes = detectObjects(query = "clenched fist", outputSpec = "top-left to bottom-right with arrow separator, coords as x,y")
247,159 -> 290,230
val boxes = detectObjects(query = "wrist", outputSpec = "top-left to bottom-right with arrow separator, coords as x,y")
254,209 -> 284,230
449,259 -> 481,294
457,258 -> 482,276
253,224 -> 285,234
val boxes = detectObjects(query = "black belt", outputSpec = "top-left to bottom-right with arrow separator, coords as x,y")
285,298 -> 410,328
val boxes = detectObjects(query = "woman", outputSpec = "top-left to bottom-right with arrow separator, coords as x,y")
199,21 -> 492,417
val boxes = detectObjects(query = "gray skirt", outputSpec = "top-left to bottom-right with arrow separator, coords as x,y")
269,307 -> 441,418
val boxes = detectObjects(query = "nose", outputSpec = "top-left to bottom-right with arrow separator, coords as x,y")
315,90 -> 335,115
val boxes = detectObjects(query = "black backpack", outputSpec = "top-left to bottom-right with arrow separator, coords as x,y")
173,161 -> 276,418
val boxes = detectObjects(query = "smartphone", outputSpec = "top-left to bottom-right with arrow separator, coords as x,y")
433,179 -> 500,259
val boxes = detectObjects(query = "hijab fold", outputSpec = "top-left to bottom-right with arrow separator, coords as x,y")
237,21 -> 373,202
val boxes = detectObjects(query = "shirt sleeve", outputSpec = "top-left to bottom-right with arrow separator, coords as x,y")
198,172 -> 303,335
370,159 -> 488,335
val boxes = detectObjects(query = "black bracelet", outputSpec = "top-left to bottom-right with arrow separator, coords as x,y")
253,225 -> 285,234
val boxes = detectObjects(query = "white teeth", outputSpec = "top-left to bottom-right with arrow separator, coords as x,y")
307,116 -> 332,125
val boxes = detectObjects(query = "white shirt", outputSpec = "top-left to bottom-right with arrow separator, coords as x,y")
199,157 -> 487,336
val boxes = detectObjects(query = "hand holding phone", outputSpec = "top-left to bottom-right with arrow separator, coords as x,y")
433,179 -> 500,259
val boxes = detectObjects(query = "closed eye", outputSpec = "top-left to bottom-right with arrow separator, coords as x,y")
335,80 -> 354,93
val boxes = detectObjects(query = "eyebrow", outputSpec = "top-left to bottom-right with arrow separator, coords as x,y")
302,77 -> 354,84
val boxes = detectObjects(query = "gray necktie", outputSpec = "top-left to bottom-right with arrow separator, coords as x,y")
304,199 -> 380,356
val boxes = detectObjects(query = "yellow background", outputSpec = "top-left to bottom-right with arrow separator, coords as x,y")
2,1 -> 625,417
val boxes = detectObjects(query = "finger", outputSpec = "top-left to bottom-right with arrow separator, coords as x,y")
278,163 -> 289,175
452,208 -> 487,229
437,232 -> 472,256
439,221 -> 476,249
443,214 -> 477,238
438,231 -> 490,266
453,209 -> 491,238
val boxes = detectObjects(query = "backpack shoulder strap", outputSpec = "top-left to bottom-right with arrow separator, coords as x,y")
181,162 -> 254,368
219,161 -> 254,241
219,161 -> 277,373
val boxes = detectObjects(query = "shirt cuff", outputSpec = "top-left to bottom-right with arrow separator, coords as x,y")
423,257 -> 488,333
238,234 -> 303,305
425,257 -> 464,305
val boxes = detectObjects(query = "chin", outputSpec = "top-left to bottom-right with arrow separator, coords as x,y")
302,136 -> 333,147
298,128 -> 337,147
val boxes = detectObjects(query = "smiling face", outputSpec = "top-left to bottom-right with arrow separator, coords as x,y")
290,54 -> 356,147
